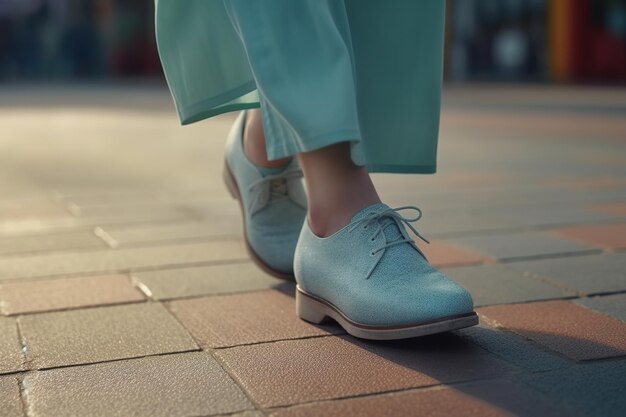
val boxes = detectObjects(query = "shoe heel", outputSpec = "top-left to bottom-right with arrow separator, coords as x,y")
222,162 -> 239,199
296,290 -> 327,324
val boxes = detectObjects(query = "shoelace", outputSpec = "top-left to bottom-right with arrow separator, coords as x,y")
246,167 -> 304,212
347,206 -> 430,279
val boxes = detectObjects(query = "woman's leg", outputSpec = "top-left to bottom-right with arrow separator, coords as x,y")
220,0 -> 477,339
243,109 -> 291,169
245,105 -> 379,237
298,143 -> 380,237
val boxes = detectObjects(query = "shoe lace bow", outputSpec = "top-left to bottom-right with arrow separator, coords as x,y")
347,206 -> 430,279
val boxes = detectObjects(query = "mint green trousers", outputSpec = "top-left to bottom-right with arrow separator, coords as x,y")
155,0 -> 445,173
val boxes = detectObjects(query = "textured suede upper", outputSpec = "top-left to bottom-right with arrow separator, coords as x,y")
225,112 -> 307,273
294,203 -> 474,326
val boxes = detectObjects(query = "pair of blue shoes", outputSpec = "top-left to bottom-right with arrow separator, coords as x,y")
224,112 -> 477,339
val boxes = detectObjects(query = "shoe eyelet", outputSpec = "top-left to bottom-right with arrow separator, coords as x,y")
370,251 -> 375,256
370,237 -> 375,242
362,225 -> 368,230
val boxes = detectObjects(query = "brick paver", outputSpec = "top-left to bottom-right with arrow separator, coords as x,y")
442,264 -> 574,307
23,352 -> 254,417
479,300 -> 626,361
552,222 -> 626,249
444,231 -> 597,261
0,318 -> 23,374
575,293 -> 626,323
550,177 -> 626,189
0,239 -> 247,281
517,359 -> 626,417
418,212 -> 516,236
0,231 -> 106,256
168,290 -> 342,348
215,335 -> 509,407
1,85 -> 624,416
588,201 -> 626,216
98,220 -> 240,246
508,252 -> 626,295
270,379 -> 568,417
417,240 -> 493,267
133,262 -> 279,300
0,274 -> 144,315
18,303 -> 198,369
480,204 -> 620,229
0,205 -> 200,237
457,324 -> 569,372
0,376 -> 23,417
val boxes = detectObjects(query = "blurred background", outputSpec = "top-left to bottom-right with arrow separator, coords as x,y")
0,0 -> 624,84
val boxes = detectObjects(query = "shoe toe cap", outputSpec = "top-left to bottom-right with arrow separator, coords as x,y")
349,271 -> 474,326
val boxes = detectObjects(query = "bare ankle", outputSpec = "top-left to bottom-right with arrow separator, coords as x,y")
299,143 -> 381,237
307,192 -> 380,237
243,110 -> 291,169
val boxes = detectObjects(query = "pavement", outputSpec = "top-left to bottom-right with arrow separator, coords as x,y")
0,83 -> 625,417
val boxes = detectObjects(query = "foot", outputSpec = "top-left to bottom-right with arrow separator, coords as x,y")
224,111 -> 307,279
294,203 -> 477,339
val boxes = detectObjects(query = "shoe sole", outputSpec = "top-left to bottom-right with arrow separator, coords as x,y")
222,160 -> 295,281
296,286 -> 479,340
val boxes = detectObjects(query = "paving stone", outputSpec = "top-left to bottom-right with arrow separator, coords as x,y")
550,177 -> 626,190
418,213 -> 517,236
215,333 -> 509,407
456,324 -> 569,372
485,205 -> 620,228
0,217 -> 80,237
575,293 -> 626,323
270,379 -> 569,417
98,220 -> 240,246
0,207 -> 201,238
478,300 -> 626,361
168,290 -> 342,348
444,231 -> 596,261
0,207 -> 72,222
18,303 -> 198,369
0,274 -> 145,315
0,318 -> 23,374
132,262 -> 278,300
441,264 -> 574,307
508,253 -> 626,295
24,352 -> 254,417
0,231 -> 105,256
552,223 -> 626,249
417,240 -> 493,267
436,171 -> 513,187
588,202 -> 626,216
0,239 -> 247,281
517,359 -> 626,417
68,203 -> 202,219
0,198 -> 62,214
0,376 -> 23,417
58,191 -> 162,207
59,190 -> 224,209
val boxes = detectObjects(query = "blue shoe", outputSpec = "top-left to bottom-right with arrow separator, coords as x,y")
223,111 -> 307,279
294,203 -> 478,339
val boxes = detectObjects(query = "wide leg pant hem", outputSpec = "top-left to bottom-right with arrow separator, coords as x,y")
179,81 -> 259,125
265,129 -> 362,162
368,164 -> 436,175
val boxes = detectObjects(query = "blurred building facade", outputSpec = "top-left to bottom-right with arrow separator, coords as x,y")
446,0 -> 626,83
0,0 -> 161,79
0,0 -> 624,83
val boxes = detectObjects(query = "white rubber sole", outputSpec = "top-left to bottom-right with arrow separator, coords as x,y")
296,286 -> 479,340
